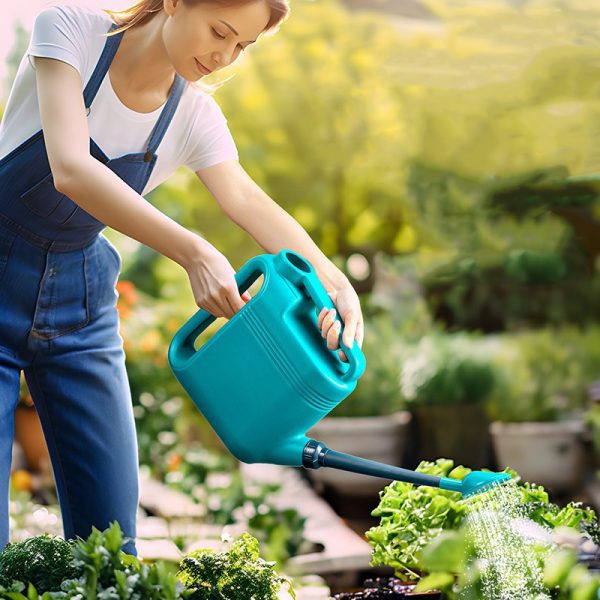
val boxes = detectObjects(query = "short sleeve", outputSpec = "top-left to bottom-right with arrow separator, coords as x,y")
184,96 -> 239,171
27,6 -> 87,77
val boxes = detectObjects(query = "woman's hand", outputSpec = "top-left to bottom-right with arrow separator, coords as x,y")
184,237 -> 251,319
317,281 -> 364,362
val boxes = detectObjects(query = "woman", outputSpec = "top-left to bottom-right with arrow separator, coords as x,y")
0,0 -> 364,555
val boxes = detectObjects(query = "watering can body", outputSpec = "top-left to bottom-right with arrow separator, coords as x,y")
168,249 -> 366,466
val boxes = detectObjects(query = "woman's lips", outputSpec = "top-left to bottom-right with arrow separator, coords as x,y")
195,58 -> 212,75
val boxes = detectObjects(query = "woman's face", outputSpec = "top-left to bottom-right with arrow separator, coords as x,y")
163,0 -> 271,81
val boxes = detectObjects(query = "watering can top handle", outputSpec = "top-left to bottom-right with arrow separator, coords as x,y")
277,249 -> 366,383
169,255 -> 268,370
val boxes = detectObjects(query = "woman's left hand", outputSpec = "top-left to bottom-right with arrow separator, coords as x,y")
318,282 -> 364,362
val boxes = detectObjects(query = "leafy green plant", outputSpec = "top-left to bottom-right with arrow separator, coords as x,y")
414,530 -> 600,600
0,535 -> 76,594
366,459 -> 469,580
177,532 -> 295,600
367,459 -> 599,582
0,522 -> 191,599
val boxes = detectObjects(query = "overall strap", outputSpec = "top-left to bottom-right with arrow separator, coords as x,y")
144,75 -> 187,160
83,23 -> 124,110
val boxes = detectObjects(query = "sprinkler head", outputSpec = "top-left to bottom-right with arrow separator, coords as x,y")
440,471 -> 512,497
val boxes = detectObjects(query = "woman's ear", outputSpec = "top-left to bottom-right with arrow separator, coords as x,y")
163,0 -> 180,17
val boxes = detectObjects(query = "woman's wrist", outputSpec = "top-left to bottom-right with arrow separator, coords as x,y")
322,265 -> 350,294
172,229 -> 213,270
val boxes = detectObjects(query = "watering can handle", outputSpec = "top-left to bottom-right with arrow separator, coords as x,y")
301,269 -> 366,384
169,256 -> 266,367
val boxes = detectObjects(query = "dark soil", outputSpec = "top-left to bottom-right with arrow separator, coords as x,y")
332,577 -> 442,599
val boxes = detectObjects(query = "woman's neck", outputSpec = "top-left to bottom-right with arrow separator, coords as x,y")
111,13 -> 176,97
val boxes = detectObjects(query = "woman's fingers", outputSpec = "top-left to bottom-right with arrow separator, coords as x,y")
326,317 -> 341,349
341,311 -> 358,349
319,308 -> 337,337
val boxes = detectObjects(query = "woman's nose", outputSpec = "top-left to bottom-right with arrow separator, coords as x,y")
212,47 -> 235,68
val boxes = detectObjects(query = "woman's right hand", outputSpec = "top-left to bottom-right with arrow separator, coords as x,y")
184,237 -> 251,319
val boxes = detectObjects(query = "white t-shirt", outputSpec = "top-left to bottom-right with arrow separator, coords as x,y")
0,4 -> 239,195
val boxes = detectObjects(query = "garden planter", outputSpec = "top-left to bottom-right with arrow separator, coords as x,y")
490,419 -> 586,492
306,411 -> 412,496
14,404 -> 49,472
413,403 -> 490,469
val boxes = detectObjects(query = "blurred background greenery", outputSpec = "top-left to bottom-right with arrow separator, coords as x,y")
4,0 -> 600,506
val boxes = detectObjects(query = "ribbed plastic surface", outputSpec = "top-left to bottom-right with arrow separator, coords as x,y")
168,249 -> 366,466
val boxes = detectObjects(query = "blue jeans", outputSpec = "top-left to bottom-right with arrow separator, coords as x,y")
0,220 -> 139,555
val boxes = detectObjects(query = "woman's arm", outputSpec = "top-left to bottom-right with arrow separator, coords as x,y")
34,57 -> 248,319
197,159 -> 365,354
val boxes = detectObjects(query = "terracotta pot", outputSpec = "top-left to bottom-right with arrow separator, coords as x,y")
14,405 -> 50,472
306,411 -> 412,496
413,402 -> 490,469
490,419 -> 586,492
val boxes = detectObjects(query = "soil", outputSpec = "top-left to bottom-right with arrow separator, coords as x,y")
332,577 -> 442,599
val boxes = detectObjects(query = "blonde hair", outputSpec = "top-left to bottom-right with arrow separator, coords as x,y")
105,0 -> 289,36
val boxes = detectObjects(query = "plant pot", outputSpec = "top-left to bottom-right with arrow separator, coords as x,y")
412,402 -> 490,469
306,411 -> 412,497
490,420 -> 586,492
14,404 -> 50,472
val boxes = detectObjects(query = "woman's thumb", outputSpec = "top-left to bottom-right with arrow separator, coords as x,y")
241,291 -> 252,302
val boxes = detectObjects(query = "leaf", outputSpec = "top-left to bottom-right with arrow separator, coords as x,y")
414,572 -> 455,592
419,531 -> 467,573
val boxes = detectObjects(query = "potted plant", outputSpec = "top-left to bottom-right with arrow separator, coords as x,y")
487,328 -> 599,493
400,334 -> 495,469
306,313 -> 411,497
363,458 -> 599,599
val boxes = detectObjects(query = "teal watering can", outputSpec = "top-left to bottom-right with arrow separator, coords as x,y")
168,249 -> 510,498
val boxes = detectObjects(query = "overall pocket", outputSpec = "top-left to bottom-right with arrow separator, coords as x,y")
19,173 -> 78,223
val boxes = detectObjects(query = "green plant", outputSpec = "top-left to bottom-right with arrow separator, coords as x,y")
485,327 -> 600,422
0,535 -> 76,593
177,532 -> 295,600
366,459 -> 469,580
414,531 -> 600,600
366,458 -> 599,582
400,335 -> 495,407
0,525 -> 189,599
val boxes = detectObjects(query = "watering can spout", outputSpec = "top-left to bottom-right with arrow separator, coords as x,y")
302,440 -> 512,498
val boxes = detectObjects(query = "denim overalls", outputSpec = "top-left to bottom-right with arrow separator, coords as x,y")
0,23 -> 186,555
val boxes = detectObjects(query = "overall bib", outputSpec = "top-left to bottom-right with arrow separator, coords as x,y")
0,24 -> 186,555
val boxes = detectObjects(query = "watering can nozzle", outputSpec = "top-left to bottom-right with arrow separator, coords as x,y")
301,440 -> 512,498
440,471 -> 512,497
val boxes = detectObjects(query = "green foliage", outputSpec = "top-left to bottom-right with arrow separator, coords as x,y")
367,459 -> 468,579
0,522 -> 190,599
415,533 -> 600,600
544,549 -> 600,600
504,249 -> 568,285
367,459 -> 598,582
399,334 -> 495,407
485,326 -> 600,422
177,533 -> 295,600
0,535 -> 76,594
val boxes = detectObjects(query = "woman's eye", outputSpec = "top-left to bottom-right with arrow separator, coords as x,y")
211,28 -> 226,40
